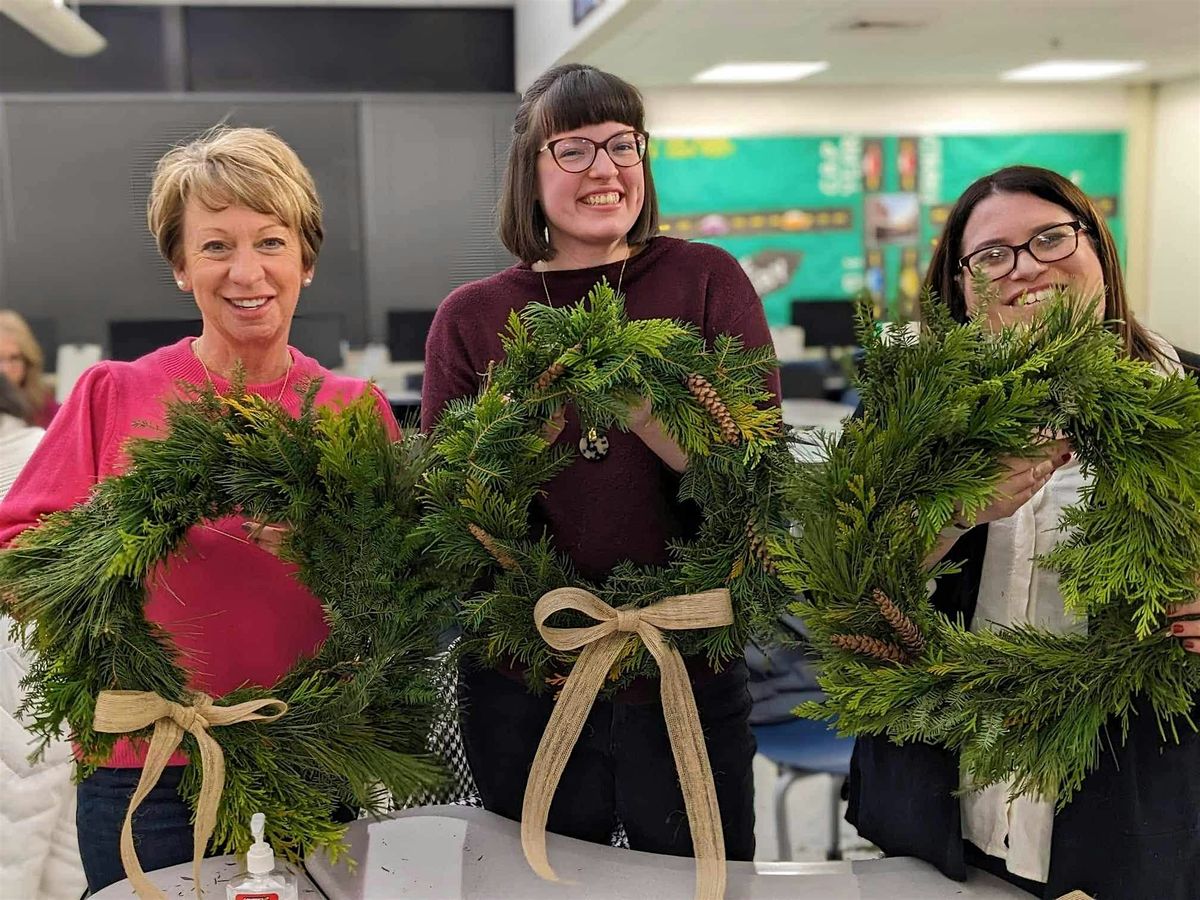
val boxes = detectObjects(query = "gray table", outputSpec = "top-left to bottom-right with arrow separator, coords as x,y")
306,806 -> 1032,900
91,858 -> 322,899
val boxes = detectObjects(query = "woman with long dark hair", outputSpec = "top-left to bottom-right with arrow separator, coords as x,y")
847,165 -> 1199,899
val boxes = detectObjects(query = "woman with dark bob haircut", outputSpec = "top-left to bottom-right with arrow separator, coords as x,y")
422,64 -> 780,860
847,165 -> 1199,899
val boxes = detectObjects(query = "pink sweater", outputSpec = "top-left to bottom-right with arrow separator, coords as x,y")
0,338 -> 399,767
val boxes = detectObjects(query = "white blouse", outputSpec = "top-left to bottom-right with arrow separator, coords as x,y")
959,338 -> 1183,883
958,455 -> 1088,882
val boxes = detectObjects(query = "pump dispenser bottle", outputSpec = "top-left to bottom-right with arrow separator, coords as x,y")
226,813 -> 297,900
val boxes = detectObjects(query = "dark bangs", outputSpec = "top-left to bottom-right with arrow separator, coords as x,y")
500,64 -> 660,264
532,66 -> 647,144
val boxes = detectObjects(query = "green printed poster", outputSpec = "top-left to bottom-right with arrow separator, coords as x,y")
923,133 -> 1125,278
649,136 -> 864,325
651,132 -> 1124,325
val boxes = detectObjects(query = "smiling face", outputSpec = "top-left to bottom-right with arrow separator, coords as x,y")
536,120 -> 645,264
174,200 -> 310,358
959,191 -> 1105,332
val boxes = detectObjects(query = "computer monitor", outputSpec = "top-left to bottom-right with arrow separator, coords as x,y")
790,300 -> 860,349
387,310 -> 436,363
108,319 -> 202,362
778,361 -> 828,400
288,313 -> 344,369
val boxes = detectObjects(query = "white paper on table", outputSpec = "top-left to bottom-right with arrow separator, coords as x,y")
360,815 -> 467,900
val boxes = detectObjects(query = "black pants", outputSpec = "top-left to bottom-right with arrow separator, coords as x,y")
458,659 -> 757,860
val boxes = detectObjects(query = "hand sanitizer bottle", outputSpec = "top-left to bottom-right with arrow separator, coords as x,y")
226,813 -> 298,900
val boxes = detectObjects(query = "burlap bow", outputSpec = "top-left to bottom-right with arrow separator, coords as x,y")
520,586 -> 734,900
92,690 -> 288,900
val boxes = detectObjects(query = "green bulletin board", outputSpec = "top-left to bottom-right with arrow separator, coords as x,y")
649,132 -> 1124,325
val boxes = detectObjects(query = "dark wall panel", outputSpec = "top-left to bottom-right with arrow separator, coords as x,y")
0,99 -> 366,347
360,96 -> 516,342
0,7 -> 171,92
186,7 -> 513,93
0,6 -> 513,94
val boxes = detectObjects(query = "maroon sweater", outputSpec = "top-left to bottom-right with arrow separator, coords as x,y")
422,236 -> 780,583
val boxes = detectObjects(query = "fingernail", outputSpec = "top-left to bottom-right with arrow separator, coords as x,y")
1061,453 -> 1071,463
1188,639 -> 1198,651
1172,623 -> 1185,634
241,522 -> 252,531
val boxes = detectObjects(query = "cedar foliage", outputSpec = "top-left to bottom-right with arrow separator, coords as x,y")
776,288 -> 1200,802
0,383 -> 454,860
419,279 -> 795,689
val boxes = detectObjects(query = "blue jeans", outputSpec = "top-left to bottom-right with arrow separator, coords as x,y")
76,765 -> 195,894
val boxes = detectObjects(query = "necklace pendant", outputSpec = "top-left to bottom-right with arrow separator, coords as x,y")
579,426 -> 609,461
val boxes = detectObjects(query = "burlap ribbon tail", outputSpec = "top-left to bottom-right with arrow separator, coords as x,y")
520,586 -> 734,900
92,690 -> 287,900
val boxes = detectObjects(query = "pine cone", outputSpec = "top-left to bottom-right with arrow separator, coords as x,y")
872,589 -> 926,657
685,374 -> 741,445
467,523 -> 519,572
830,633 -> 909,664
534,343 -> 582,392
745,519 -> 779,575
534,362 -> 566,391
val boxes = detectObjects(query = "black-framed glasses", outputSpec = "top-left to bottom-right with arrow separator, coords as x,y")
959,221 -> 1087,282
539,130 -> 648,173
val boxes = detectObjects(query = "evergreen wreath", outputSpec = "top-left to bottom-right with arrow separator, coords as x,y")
0,383 -> 451,861
419,280 -> 795,688
777,290 -> 1200,803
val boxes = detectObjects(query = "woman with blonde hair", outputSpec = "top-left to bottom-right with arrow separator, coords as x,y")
0,310 -> 59,427
0,125 -> 398,892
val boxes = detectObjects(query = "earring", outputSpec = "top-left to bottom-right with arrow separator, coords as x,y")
176,280 -> 185,289
303,278 -> 312,287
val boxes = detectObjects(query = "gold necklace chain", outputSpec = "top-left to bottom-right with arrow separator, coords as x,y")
540,245 -> 630,304
191,341 -> 293,405
538,246 -> 630,464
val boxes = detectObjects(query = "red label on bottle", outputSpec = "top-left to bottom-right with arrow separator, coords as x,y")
234,894 -> 278,900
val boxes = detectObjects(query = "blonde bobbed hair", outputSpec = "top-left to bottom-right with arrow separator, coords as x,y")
147,126 -> 323,270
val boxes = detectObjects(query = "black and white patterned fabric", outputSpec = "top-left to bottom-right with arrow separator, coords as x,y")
397,650 -> 481,809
